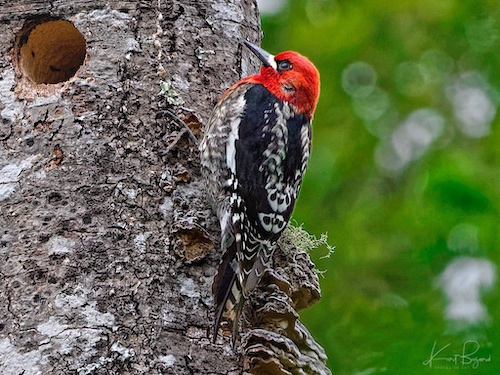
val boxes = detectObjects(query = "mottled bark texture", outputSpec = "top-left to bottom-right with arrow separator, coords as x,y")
0,1 -> 330,374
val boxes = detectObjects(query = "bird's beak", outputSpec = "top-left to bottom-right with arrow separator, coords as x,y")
244,41 -> 277,70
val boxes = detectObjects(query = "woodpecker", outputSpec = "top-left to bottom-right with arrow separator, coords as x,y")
200,41 -> 320,345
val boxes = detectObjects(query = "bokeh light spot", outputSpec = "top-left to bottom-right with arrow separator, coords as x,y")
438,257 -> 496,327
376,109 -> 444,173
394,61 -> 425,97
375,142 -> 407,174
418,49 -> 454,84
341,61 -> 377,98
305,0 -> 337,26
447,72 -> 497,138
352,87 -> 390,121
257,0 -> 287,16
364,110 -> 398,138
465,17 -> 499,53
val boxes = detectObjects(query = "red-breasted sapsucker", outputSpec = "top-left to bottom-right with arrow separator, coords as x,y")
200,41 -> 320,345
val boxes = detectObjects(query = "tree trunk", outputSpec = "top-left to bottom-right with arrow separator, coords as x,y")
0,1 -> 330,374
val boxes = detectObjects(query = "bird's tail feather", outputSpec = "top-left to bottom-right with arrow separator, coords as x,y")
212,241 -> 245,346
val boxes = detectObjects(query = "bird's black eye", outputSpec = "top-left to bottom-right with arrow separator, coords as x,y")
277,60 -> 292,71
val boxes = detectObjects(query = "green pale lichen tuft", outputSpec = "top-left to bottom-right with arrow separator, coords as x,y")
158,80 -> 185,106
279,222 -> 335,266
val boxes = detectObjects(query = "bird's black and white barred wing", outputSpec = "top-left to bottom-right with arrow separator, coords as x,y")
200,84 -> 249,247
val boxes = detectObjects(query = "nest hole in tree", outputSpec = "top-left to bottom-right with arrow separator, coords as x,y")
15,17 -> 87,84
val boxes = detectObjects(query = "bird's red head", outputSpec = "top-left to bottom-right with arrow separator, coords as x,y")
243,41 -> 320,119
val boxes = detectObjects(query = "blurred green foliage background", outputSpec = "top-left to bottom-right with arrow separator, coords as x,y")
259,0 -> 500,374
